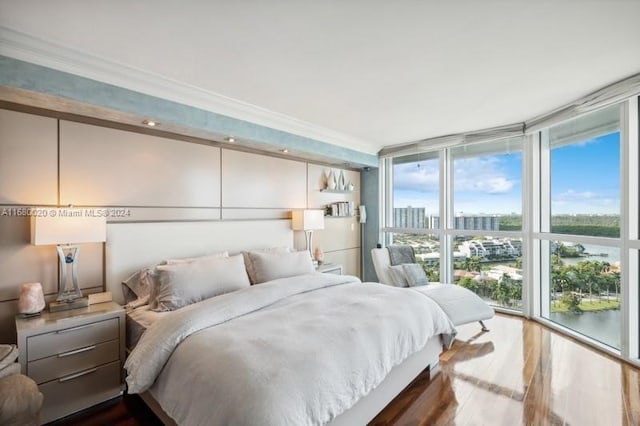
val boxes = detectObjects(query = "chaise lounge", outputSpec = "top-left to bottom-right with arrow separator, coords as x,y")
371,247 -> 494,331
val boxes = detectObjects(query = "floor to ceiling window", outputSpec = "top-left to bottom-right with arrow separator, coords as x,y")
451,138 -> 524,310
380,95 -> 639,362
539,104 -> 623,349
386,152 -> 441,282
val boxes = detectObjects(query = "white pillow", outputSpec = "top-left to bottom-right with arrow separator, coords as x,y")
388,265 -> 409,287
402,264 -> 429,287
153,254 -> 250,311
243,247 -> 291,284
248,250 -> 315,284
165,251 -> 229,264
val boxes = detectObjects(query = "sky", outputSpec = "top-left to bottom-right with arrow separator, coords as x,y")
550,132 -> 620,215
393,132 -> 620,215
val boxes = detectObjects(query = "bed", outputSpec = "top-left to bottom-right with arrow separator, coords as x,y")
106,220 -> 456,426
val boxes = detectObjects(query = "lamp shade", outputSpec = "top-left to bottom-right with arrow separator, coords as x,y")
291,209 -> 325,231
31,209 -> 106,245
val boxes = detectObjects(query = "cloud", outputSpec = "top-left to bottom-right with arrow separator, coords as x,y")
454,157 -> 517,194
393,161 -> 439,192
393,156 -> 519,196
552,188 -> 619,214
553,189 -> 598,201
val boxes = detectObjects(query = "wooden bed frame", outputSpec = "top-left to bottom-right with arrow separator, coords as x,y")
105,220 -> 444,425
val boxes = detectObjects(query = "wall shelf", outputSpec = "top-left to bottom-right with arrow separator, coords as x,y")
321,189 -> 354,194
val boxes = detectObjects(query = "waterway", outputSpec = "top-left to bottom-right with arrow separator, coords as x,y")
549,309 -> 620,349
554,243 -> 621,349
561,243 -> 620,266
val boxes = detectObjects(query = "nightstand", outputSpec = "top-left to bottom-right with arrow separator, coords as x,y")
15,302 -> 125,424
317,263 -> 343,275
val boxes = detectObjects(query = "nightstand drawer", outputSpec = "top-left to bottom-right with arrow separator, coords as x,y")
28,339 -> 119,384
39,360 -> 123,424
27,317 -> 119,361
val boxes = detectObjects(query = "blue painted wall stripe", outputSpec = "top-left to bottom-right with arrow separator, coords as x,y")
0,55 -> 377,167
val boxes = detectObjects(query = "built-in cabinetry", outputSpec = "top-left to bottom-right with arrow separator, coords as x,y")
15,302 -> 125,424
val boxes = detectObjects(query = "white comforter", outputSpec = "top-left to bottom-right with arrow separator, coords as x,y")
125,273 -> 456,426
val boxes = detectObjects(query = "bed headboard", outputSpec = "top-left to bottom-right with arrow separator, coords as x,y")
105,220 -> 294,304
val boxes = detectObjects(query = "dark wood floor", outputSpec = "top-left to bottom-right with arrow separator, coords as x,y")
54,314 -> 640,425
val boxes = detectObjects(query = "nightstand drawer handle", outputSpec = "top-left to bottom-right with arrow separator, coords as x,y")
56,323 -> 94,334
57,345 -> 96,358
58,367 -> 98,383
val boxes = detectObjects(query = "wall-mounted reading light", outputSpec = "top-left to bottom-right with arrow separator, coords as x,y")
281,148 -> 289,153
225,137 -> 236,143
142,120 -> 159,127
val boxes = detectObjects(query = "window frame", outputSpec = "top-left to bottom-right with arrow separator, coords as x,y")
379,96 -> 640,365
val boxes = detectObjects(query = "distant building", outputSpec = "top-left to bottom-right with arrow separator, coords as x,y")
459,238 -> 522,259
427,215 -> 500,231
394,206 -> 426,228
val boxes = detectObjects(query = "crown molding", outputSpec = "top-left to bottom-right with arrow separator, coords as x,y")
0,26 -> 377,155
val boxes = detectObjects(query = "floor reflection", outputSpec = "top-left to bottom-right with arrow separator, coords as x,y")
372,314 -> 640,425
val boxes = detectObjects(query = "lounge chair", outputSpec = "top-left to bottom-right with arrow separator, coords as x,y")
371,247 -> 494,331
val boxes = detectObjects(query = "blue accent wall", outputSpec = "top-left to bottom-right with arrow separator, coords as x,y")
361,167 -> 380,281
0,55 -> 377,167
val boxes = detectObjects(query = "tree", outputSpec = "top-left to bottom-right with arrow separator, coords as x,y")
458,277 -> 478,293
560,292 -> 582,313
467,256 -> 481,272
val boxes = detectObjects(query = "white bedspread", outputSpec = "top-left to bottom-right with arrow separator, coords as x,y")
125,273 -> 455,426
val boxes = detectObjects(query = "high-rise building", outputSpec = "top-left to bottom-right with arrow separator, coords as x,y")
426,214 -> 500,231
393,206 -> 426,228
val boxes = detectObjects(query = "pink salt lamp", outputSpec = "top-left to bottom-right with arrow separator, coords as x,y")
18,283 -> 45,315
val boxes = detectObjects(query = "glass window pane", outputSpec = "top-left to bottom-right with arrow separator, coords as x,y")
549,105 -> 621,237
544,240 -> 621,349
453,235 -> 523,311
392,153 -> 439,229
451,137 -> 523,231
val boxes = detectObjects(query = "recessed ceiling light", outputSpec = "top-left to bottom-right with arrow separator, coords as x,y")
224,137 -> 236,143
142,120 -> 158,127
281,148 -> 289,153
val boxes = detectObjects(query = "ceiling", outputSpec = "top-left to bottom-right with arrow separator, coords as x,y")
1,0 -> 639,155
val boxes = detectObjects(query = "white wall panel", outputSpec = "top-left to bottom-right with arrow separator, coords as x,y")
0,109 -> 57,205
222,150 -> 306,208
60,121 -> 221,207
323,248 -> 361,278
0,215 -> 58,300
313,216 -> 361,253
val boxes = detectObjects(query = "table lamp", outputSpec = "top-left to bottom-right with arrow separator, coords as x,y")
291,210 -> 325,262
31,209 -> 106,312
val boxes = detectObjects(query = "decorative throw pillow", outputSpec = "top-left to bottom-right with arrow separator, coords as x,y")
388,265 -> 410,287
402,263 -> 429,287
243,247 -> 291,284
248,250 -> 315,284
153,254 -> 250,311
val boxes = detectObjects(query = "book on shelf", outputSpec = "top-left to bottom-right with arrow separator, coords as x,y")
325,201 -> 357,217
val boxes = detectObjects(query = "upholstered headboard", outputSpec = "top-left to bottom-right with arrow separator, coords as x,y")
105,220 -> 294,304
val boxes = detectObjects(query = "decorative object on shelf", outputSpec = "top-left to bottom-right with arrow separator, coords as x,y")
17,283 -> 45,316
31,208 -> 107,312
291,210 -> 325,262
326,170 -> 337,190
337,170 -> 346,191
314,247 -> 325,265
347,181 -> 355,192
